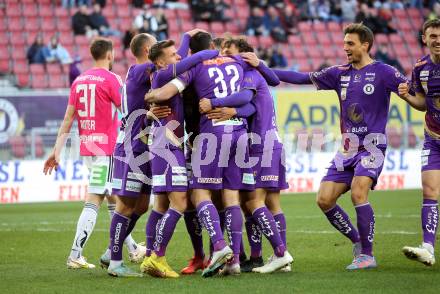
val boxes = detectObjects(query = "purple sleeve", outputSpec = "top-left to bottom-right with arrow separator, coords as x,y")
309,66 -> 339,90
411,66 -> 423,94
156,50 -> 218,85
273,69 -> 312,85
256,62 -> 280,86
235,102 -> 256,118
383,64 -> 409,93
211,89 -> 255,107
177,33 -> 190,58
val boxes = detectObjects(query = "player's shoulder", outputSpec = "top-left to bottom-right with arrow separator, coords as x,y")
107,70 -> 124,86
374,61 -> 400,74
413,54 -> 430,71
312,63 -> 347,78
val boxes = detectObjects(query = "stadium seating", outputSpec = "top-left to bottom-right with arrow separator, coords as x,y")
1,1 -> 428,89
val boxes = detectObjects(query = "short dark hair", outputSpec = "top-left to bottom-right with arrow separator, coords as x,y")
130,33 -> 153,58
223,36 -> 254,53
213,37 -> 225,50
90,38 -> 113,61
423,18 -> 440,35
343,23 -> 374,52
148,40 -> 175,63
190,32 -> 212,53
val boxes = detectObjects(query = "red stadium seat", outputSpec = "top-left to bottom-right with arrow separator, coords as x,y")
7,17 -> 24,32
407,8 -> 422,20
22,4 -> 39,17
55,7 -> 69,18
393,9 -> 406,19
10,33 -> 26,46
46,63 -> 62,75
410,18 -> 423,31
9,136 -> 26,158
313,22 -> 326,32
102,6 -> 116,18
288,35 -> 302,46
408,44 -> 423,59
0,47 -> 10,60
11,48 -> 26,62
115,0 -> 130,4
298,22 -> 313,34
0,32 -> 8,46
296,58 -> 311,72
397,19 -> 413,32
180,22 -> 193,33
116,6 -> 130,18
59,32 -> 74,46
16,73 -> 30,87
24,18 -> 41,32
225,22 -> 241,34
164,9 -> 176,21
400,59 -> 414,75
195,22 -> 210,32
258,36 -> 273,48
176,9 -> 191,21
316,32 -> 331,46
246,36 -> 258,48
75,36 -> 90,46
328,22 -> 341,32
303,34 -> 317,46
323,46 -> 335,58
310,57 -> 325,70
393,44 -> 410,58
57,19 -> 72,32
39,5 -> 54,17
41,19 -> 56,33
31,73 -> 49,89
0,60 -> 11,73
292,46 -> 307,59
375,34 -> 389,45
13,60 -> 28,74
210,22 -> 225,35
30,64 -> 45,75
6,4 -> 22,17
48,75 -> 68,88
118,17 -> 133,31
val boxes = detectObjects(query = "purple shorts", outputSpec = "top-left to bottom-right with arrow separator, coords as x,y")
190,129 -> 255,191
251,148 -> 289,191
322,147 -> 386,189
112,152 -> 152,197
421,133 -> 440,172
150,147 -> 188,193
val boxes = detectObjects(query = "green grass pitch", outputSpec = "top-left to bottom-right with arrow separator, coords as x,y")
1,189 -> 439,293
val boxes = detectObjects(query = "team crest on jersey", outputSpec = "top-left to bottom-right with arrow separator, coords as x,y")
354,74 -> 361,83
432,70 -> 440,78
363,83 -> 375,95
347,103 -> 364,123
433,97 -> 440,110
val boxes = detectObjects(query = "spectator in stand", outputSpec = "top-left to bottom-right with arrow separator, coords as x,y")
269,0 -> 285,9
63,0 -> 93,8
191,0 -> 215,22
123,24 -> 138,49
309,0 -> 331,21
42,35 -> 73,64
95,0 -> 107,8
27,34 -> 46,64
248,0 -> 268,8
257,46 -> 272,64
154,9 -> 169,40
139,19 -> 156,35
281,4 -> 299,35
355,3 -> 381,34
341,0 -> 358,22
375,7 -> 397,34
246,7 -> 268,36
269,44 -> 288,68
211,0 -> 231,22
374,43 -> 404,74
428,2 -> 440,20
72,4 -> 98,38
264,6 -> 287,42
317,58 -> 331,71
134,5 -> 159,32
89,3 -> 121,36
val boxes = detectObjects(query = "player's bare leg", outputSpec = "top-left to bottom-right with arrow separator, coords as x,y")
107,196 -> 142,277
246,189 -> 292,274
403,170 -> 440,266
345,176 -> 377,270
67,193 -> 105,269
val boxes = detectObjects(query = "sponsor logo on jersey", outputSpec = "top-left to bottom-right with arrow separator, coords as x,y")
125,180 -> 142,192
261,175 -> 279,182
340,75 -> 351,82
242,173 -> 255,185
197,177 -> 223,184
112,178 -> 123,190
172,166 -> 187,174
172,175 -> 187,186
152,175 -> 166,186
420,70 -> 430,77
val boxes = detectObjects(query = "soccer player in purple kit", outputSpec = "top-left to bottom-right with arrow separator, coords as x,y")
400,19 -> 440,266
101,33 -> 160,277
140,36 -> 219,278
146,32 -> 282,276
273,23 -> 410,270
205,37 -> 293,273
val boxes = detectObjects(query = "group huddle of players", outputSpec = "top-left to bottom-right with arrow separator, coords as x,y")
43,19 -> 440,278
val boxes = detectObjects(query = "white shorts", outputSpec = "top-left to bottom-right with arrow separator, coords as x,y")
83,156 -> 113,195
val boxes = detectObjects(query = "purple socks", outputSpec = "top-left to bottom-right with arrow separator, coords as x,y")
197,201 -> 226,251
245,216 -> 262,258
146,210 -> 163,257
184,210 -> 205,258
324,205 -> 360,244
252,206 -> 285,257
224,205 -> 243,263
110,212 -> 130,261
274,213 -> 287,248
355,203 -> 375,257
154,208 -> 182,257
422,199 -> 438,248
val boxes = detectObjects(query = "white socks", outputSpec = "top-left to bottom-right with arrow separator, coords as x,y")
69,202 -> 99,259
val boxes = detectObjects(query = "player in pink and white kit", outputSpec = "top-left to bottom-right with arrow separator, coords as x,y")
43,38 -> 134,269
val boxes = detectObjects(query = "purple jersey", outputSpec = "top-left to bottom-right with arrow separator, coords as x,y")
150,64 -> 185,150
411,55 -> 440,138
310,61 -> 408,147
177,56 -> 247,133
117,62 -> 155,153
243,69 -> 282,152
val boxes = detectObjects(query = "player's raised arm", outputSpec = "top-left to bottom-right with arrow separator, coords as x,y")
206,102 -> 256,122
199,89 -> 255,114
145,78 -> 184,103
272,69 -> 313,85
241,52 -> 280,86
177,28 -> 208,58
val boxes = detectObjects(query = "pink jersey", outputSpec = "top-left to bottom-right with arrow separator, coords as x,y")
68,67 -> 122,156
